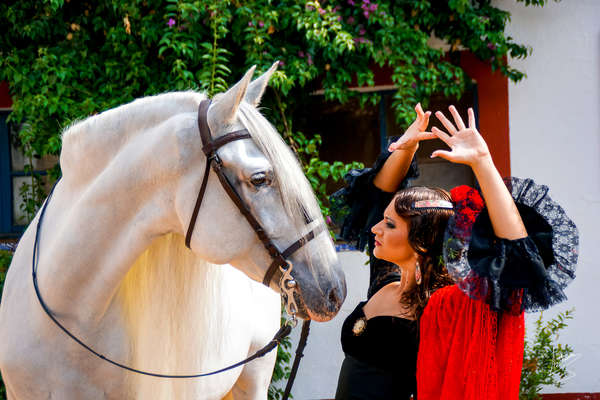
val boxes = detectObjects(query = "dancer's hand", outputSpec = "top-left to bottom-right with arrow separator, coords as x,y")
431,106 -> 492,168
388,103 -> 436,152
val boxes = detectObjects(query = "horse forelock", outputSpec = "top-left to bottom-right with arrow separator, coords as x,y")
236,103 -> 335,271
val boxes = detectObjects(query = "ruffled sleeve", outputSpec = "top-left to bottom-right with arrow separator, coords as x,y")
443,177 -> 579,314
329,147 -> 419,297
330,149 -> 418,251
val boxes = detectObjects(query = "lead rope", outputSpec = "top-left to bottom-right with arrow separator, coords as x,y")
282,319 -> 311,400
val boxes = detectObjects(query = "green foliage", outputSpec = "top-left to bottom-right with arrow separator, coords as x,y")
520,309 -> 575,400
0,0 -> 553,395
0,250 -> 11,299
269,311 -> 294,400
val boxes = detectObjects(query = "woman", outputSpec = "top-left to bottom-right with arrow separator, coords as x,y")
332,105 -> 577,399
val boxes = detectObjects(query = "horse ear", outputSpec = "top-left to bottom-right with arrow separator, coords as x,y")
245,61 -> 279,107
210,65 -> 256,125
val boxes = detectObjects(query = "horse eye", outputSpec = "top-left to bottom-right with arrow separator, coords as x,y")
250,172 -> 270,187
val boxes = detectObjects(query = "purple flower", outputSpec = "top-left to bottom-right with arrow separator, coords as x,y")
363,0 -> 370,4
359,28 -> 366,35
337,15 -> 342,21
369,3 -> 378,11
333,6 -> 341,12
248,21 -> 253,27
363,10 -> 369,18
279,60 -> 285,67
167,18 -> 176,28
307,54 -> 313,65
318,8 -> 326,15
326,216 -> 332,225
259,21 -> 264,27
298,50 -> 305,57
411,82 -> 417,89
487,42 -> 497,51
347,16 -> 355,24
347,0 -> 355,5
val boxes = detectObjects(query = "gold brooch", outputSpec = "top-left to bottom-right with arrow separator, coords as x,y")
352,316 -> 367,336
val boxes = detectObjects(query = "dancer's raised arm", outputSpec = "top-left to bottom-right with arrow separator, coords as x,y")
373,103 -> 435,192
431,106 -> 527,240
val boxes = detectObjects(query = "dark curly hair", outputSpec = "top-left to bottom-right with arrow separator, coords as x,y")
393,186 -> 455,320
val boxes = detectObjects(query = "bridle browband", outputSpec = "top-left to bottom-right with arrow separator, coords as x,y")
185,99 -> 325,317
30,98 -> 321,384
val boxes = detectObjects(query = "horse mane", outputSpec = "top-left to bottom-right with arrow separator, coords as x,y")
60,91 -> 206,179
116,233 -> 228,398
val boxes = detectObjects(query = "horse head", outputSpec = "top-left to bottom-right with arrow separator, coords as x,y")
176,64 -> 346,322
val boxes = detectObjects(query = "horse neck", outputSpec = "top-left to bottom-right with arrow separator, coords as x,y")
60,92 -> 204,182
39,97 -> 203,321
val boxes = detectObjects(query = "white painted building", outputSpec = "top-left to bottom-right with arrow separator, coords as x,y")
286,1 -> 600,398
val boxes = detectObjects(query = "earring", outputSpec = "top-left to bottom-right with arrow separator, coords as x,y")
415,261 -> 422,285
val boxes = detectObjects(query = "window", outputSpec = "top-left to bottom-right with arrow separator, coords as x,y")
0,111 -> 56,237
294,85 -> 479,192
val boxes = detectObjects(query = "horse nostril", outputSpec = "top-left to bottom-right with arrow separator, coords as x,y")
328,287 -> 341,306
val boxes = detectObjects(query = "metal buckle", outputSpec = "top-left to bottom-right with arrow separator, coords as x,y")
209,153 -> 222,166
280,261 -> 299,328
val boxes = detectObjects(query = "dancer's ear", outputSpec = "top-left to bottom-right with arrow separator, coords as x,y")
245,62 -> 279,107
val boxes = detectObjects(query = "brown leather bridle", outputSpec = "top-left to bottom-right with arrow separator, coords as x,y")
185,100 -> 325,317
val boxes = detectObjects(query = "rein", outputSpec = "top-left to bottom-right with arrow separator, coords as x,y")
30,99 -> 316,394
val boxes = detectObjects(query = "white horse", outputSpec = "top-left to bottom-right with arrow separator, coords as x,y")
0,64 -> 346,399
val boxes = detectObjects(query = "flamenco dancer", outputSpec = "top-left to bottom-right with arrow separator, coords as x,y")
331,105 -> 578,399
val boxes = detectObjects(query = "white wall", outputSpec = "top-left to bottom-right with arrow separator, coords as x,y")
286,1 -> 600,398
285,251 -> 370,400
498,0 -> 600,393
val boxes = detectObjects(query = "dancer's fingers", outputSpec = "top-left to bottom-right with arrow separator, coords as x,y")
449,105 -> 466,131
415,103 -> 425,118
435,111 -> 458,135
418,131 -> 437,141
468,108 -> 476,129
432,127 -> 452,145
430,150 -> 453,161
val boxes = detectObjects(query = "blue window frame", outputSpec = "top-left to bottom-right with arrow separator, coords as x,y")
0,110 -> 20,237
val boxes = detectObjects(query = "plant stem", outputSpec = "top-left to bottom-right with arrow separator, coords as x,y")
209,9 -> 218,96
272,88 -> 299,155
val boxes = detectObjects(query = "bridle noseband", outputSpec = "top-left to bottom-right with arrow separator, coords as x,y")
185,100 -> 325,321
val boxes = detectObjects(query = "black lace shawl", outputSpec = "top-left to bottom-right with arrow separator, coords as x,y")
444,177 -> 579,313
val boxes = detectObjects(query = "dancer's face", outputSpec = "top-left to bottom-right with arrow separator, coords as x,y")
371,199 -> 418,266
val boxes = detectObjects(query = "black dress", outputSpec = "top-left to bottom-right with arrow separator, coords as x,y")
330,150 -> 420,400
